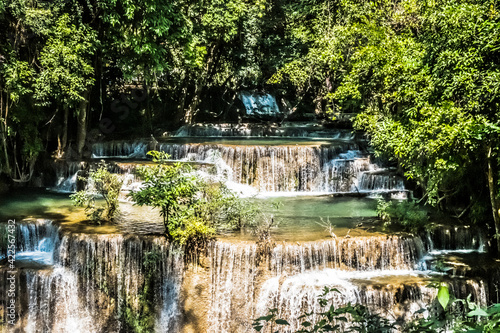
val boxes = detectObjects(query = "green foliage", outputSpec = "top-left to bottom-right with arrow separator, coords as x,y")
251,201 -> 282,244
0,0 -> 499,235
406,285 -> 500,333
437,284 -> 450,310
266,0 -> 500,232
123,251 -> 161,333
129,151 -> 199,236
35,13 -> 96,107
193,180 -> 258,231
376,200 -> 428,232
71,164 -> 123,223
130,151 -> 254,247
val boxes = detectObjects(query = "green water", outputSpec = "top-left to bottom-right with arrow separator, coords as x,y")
0,189 -> 378,240
236,196 -> 379,241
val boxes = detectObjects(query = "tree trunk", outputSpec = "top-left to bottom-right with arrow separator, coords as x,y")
1,92 -> 10,174
76,90 -> 90,156
163,205 -> 170,237
144,81 -> 153,134
61,105 -> 69,154
184,44 -> 220,125
185,84 -> 203,124
487,143 -> 500,254
177,86 -> 188,125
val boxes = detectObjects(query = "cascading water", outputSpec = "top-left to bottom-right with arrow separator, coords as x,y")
174,124 -> 358,138
203,231 -> 491,333
3,208 -> 495,332
9,129 -> 497,332
238,91 -> 280,117
50,161 -> 85,193
1,221 -> 184,332
24,267 -> 98,333
91,139 -> 407,196
56,233 -> 185,332
0,220 -> 59,265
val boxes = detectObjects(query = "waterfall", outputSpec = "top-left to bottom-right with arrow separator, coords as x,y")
358,170 -> 405,192
25,268 -> 98,333
203,232 -> 493,333
238,91 -> 280,116
207,242 -> 258,333
255,270 -> 437,332
0,219 -> 59,265
270,236 -> 426,275
15,128 -> 497,332
91,140 -> 149,159
2,220 -> 184,332
204,236 -> 426,333
55,233 -> 184,332
50,161 -> 85,193
2,218 -> 495,332
174,124 -> 358,138
426,225 -> 487,252
91,141 -> 405,195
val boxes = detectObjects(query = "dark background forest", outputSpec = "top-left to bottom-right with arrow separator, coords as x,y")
1,0 -> 500,244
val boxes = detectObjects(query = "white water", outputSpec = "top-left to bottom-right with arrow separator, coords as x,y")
238,91 -> 281,116
25,267 -> 98,333
3,218 -> 492,332
255,269 -> 436,332
15,130 -> 493,332
10,220 -> 60,265
49,162 -> 84,193
91,141 -> 407,197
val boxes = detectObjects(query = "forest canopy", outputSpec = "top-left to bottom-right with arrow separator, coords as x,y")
0,0 -> 500,242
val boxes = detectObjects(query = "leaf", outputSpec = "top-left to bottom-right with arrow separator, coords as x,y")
437,285 -> 450,310
275,319 -> 290,326
467,308 -> 489,317
255,315 -> 273,322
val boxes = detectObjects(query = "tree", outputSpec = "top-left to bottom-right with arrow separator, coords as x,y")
129,151 -> 199,237
130,151 -> 258,247
271,0 -> 500,251
99,0 -> 195,130
341,1 -> 500,250
34,13 -> 96,157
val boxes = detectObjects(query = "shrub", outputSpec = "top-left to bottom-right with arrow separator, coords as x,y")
130,151 -> 257,249
377,200 -> 428,232
71,164 -> 123,223
253,285 -> 500,333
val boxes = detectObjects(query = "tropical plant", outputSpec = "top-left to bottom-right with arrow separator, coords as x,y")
253,284 -> 500,333
129,151 -> 199,237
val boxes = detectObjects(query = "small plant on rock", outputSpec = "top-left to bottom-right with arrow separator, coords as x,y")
377,199 -> 428,232
71,164 -> 123,223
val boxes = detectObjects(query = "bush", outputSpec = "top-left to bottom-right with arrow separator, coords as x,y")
130,151 -> 257,249
376,200 -> 428,232
254,285 -> 500,333
71,164 -> 123,223
253,287 -> 394,333
193,180 -> 259,231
